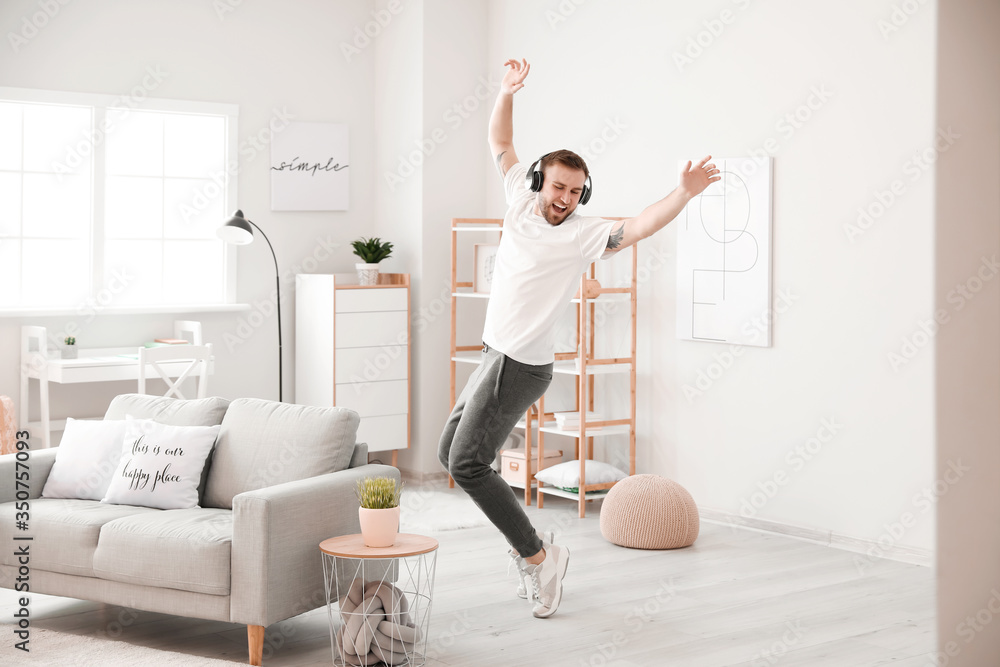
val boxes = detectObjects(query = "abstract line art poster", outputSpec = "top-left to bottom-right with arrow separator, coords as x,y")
676,157 -> 773,347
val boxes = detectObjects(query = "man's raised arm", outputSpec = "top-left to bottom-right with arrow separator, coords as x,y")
488,58 -> 530,178
602,156 -> 721,258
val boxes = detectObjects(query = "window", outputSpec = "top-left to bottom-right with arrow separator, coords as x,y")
0,88 -> 238,311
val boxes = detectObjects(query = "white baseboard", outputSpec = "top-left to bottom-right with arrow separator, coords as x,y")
698,507 -> 933,568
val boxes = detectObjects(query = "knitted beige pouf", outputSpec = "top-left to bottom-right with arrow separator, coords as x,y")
600,474 -> 699,549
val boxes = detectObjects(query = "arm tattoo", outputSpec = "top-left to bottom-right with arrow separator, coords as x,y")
606,222 -> 625,250
495,151 -> 507,176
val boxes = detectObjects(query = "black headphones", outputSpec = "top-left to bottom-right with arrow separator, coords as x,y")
527,152 -> 593,205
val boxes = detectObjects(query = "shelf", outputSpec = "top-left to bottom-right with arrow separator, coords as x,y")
451,224 -> 503,231
452,287 -> 629,307
569,293 -> 631,304
552,360 -> 631,376
452,352 -> 481,365
537,485 -> 612,501
512,418 -> 628,436
538,424 -> 631,438
452,351 -> 631,376
505,479 -> 539,490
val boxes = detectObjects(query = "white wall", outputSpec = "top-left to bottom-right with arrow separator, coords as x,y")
485,0 -> 937,554
373,0 -> 491,475
374,0 -> 424,269
410,0 -> 490,475
373,0 -> 426,469
0,0 -> 378,426
0,0 -> 951,561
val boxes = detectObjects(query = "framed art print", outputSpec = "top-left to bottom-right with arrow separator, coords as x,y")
473,244 -> 499,294
270,122 -> 349,211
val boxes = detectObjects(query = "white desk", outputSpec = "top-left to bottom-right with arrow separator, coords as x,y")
19,346 -> 215,448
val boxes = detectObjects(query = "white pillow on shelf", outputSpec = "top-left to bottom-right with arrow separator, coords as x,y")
534,460 -> 626,491
41,418 -> 134,501
101,416 -> 220,510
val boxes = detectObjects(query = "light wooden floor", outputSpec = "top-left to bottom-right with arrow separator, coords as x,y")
0,481 -> 935,666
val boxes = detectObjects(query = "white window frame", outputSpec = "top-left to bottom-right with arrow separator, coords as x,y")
0,86 -> 242,316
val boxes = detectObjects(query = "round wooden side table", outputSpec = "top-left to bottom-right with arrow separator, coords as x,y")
320,533 -> 439,667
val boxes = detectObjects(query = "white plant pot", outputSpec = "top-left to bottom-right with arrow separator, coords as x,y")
61,347 -> 77,359
356,262 -> 381,286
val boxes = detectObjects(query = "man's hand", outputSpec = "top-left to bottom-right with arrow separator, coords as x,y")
678,155 -> 721,199
500,58 -> 530,96
489,59 -> 530,177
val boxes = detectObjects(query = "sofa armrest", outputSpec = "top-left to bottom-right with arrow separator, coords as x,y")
0,448 -> 57,504
230,463 -> 400,627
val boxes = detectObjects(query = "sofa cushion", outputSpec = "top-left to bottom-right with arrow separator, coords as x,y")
101,418 -> 221,510
104,394 -> 230,427
105,394 -> 230,504
92,508 -> 233,596
0,499 -> 159,577
41,417 -> 131,501
203,398 -> 360,509
349,442 -> 369,469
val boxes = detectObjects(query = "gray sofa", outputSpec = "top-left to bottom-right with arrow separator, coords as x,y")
0,393 -> 400,665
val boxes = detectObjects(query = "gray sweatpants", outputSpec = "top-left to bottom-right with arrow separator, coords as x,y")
438,343 -> 553,559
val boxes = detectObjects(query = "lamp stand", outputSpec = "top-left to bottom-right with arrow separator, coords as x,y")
245,219 -> 282,402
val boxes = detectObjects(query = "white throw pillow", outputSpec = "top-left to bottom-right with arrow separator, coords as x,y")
101,416 -> 220,510
41,418 -> 133,501
534,460 -> 627,491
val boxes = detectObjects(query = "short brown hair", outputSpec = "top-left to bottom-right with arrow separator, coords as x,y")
540,149 -> 589,180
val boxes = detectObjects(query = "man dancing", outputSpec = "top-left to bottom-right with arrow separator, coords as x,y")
438,58 -> 719,618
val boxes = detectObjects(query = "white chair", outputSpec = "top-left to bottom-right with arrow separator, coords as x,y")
173,320 -> 203,345
138,344 -> 212,399
19,326 -> 51,448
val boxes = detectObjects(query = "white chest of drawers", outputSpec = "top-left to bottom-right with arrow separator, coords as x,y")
295,273 -> 410,464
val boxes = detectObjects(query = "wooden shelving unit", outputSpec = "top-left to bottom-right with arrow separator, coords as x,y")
448,218 -> 505,489
448,217 -> 637,517
537,239 -> 637,518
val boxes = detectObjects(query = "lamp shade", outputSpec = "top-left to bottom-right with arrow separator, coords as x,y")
217,210 -> 254,245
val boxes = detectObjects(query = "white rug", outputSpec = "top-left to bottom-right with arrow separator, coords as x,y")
1,627 -> 240,666
398,489 -> 492,532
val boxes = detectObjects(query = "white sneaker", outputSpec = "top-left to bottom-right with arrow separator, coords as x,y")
507,549 -> 527,597
508,530 -> 554,600
523,541 -> 570,618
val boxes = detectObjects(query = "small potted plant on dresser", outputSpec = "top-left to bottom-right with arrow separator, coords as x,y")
356,476 -> 403,547
351,236 -> 394,286
62,336 -> 77,359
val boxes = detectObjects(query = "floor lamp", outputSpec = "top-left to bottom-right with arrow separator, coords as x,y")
217,210 -> 283,402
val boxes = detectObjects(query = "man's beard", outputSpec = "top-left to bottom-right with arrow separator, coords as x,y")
537,194 -> 573,226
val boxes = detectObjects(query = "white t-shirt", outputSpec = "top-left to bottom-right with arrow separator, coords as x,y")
481,162 -> 616,365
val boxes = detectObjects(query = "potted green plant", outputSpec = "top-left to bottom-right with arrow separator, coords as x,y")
351,237 -> 393,286
356,476 -> 403,547
62,336 -> 77,359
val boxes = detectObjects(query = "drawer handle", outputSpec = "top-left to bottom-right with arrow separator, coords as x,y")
510,462 -> 519,471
